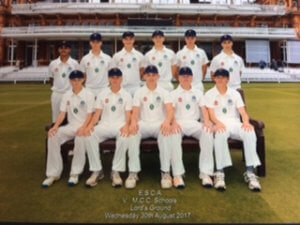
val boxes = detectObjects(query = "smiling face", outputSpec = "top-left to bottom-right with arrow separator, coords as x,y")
122,36 -> 135,49
70,78 -> 85,90
109,76 -> 123,88
179,75 -> 193,88
144,73 -> 160,86
213,75 -> 229,88
90,40 -> 102,51
152,35 -> 165,46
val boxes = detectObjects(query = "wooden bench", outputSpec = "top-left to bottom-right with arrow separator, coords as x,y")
45,90 -> 266,177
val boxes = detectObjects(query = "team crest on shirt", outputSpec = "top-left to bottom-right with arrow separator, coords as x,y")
132,57 -> 137,62
120,58 -> 124,62
192,95 -> 196,102
196,53 -> 200,58
158,62 -> 163,67
229,67 -> 233,72
152,56 -> 156,61
163,55 -> 168,59
221,62 -> 224,66
55,68 -> 59,73
191,60 -> 195,65
118,97 -> 123,104
234,60 -> 238,65
87,62 -> 90,67
80,100 -> 85,106
105,98 -> 109,104
95,96 -> 97,101
143,96 -> 147,102
67,101 -> 70,106
156,96 -> 161,103
228,99 -> 233,105
214,100 -> 218,106
183,56 -> 186,60
101,60 -> 105,64
178,97 -> 182,103
68,67 -> 72,71
73,108 -> 78,114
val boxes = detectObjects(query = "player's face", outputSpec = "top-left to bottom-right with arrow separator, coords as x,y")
179,75 -> 193,87
221,40 -> 233,51
90,41 -> 102,51
213,76 -> 229,87
144,73 -> 159,85
185,37 -> 196,46
109,76 -> 122,87
152,36 -> 165,46
70,78 -> 84,89
58,46 -> 71,57
122,37 -> 135,48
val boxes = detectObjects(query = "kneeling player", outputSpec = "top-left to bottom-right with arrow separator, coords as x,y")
42,70 -> 94,188
171,67 -> 214,188
129,65 -> 185,189
205,69 -> 261,192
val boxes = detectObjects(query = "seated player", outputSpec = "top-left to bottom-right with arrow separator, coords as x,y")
171,67 -> 215,188
68,68 -> 134,188
129,65 -> 185,189
42,70 -> 94,188
205,68 -> 262,192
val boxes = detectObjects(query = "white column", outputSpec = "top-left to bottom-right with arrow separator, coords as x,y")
178,38 -> 181,50
10,39 -> 14,66
114,37 -> 117,54
33,38 -> 38,67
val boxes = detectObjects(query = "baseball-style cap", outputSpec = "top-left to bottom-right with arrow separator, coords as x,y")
90,33 -> 102,41
58,41 -> 71,49
108,68 -> 122,77
144,65 -> 159,75
185,29 -> 196,37
69,70 -> 84,79
213,68 -> 230,77
152,30 -> 164,38
178,67 -> 193,76
122,31 -> 135,39
220,34 -> 233,43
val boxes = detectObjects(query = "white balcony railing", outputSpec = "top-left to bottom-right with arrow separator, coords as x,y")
1,25 -> 297,39
11,2 -> 286,16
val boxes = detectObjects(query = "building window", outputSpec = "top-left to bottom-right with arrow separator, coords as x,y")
7,41 -> 17,64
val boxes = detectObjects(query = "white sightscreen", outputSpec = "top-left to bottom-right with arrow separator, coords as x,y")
245,40 -> 270,63
287,41 -> 300,64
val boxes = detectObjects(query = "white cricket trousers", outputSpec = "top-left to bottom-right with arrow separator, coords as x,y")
214,120 -> 261,170
46,123 -> 81,177
176,120 -> 214,176
70,122 -> 136,175
129,121 -> 185,176
51,92 -> 64,123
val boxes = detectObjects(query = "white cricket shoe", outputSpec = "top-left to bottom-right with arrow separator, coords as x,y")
214,172 -> 226,191
161,172 -> 172,189
244,171 -> 261,192
200,173 -> 213,188
68,174 -> 79,187
111,171 -> 123,188
42,176 -> 60,188
173,176 -> 185,189
125,172 -> 139,189
86,171 -> 104,188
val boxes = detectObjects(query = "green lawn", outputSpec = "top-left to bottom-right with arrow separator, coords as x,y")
0,83 -> 299,224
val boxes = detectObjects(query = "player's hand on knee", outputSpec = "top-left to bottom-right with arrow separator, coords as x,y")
76,126 -> 86,137
203,121 -> 213,133
215,122 -> 226,133
242,122 -> 254,132
171,122 -> 182,134
120,125 -> 130,137
161,121 -> 172,136
129,122 -> 138,135
48,126 -> 58,138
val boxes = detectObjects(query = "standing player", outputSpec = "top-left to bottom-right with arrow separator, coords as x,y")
49,41 -> 79,122
205,69 -> 261,192
170,67 -> 215,188
42,70 -> 94,188
144,30 -> 176,91
210,35 -> 245,90
129,65 -> 185,189
111,31 -> 144,96
67,68 -> 135,188
175,29 -> 209,92
80,32 -> 112,96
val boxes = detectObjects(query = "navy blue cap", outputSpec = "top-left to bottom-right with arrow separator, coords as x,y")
69,70 -> 84,79
152,30 -> 164,38
220,34 -> 233,43
185,29 -> 196,37
178,67 -> 193,76
108,68 -> 122,77
145,65 -> 159,75
122,31 -> 135,39
214,68 -> 230,77
58,41 -> 71,49
90,33 -> 102,41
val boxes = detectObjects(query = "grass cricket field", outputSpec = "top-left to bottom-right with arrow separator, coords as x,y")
0,83 -> 299,224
